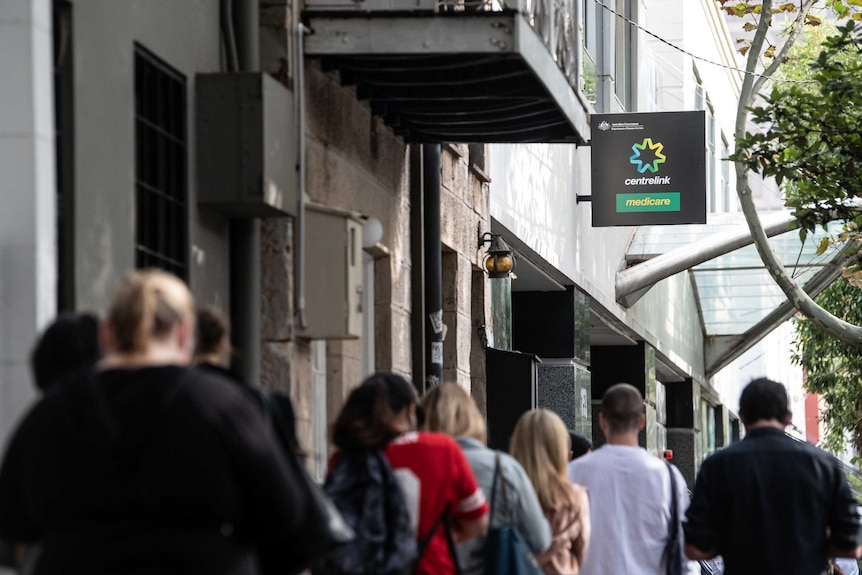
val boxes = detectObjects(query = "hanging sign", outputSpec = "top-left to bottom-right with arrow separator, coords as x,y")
590,111 -> 706,226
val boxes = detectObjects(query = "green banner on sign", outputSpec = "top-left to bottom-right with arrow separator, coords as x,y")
616,192 -> 681,213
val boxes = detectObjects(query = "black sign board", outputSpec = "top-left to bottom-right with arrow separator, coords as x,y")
590,111 -> 706,226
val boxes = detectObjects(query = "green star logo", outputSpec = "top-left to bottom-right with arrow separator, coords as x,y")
629,138 -> 666,174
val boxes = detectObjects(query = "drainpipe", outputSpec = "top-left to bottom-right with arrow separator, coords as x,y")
228,0 -> 261,386
423,144 -> 443,392
296,23 -> 310,330
410,146 -> 425,389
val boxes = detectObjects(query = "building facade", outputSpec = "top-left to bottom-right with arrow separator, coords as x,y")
2,0 -> 838,486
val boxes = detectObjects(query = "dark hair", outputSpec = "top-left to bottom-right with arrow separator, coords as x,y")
331,372 -> 418,450
30,313 -> 101,392
195,306 -> 230,357
739,377 -> 790,424
600,383 -> 644,434
569,430 -> 592,460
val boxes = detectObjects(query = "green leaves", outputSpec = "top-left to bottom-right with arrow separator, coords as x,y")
794,276 -> 862,457
733,21 -> 862,244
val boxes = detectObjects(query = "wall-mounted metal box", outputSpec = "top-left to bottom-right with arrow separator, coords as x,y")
299,205 -> 364,339
196,72 -> 296,218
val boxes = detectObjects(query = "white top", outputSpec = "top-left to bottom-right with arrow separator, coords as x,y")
836,558 -> 860,575
567,444 -> 699,575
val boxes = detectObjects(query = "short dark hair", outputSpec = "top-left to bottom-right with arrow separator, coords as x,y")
31,313 -> 101,392
600,383 -> 644,434
331,372 -> 418,450
569,430 -> 592,460
195,306 -> 229,357
739,377 -> 789,424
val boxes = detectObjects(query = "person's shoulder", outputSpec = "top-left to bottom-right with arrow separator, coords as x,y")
178,366 -> 262,420
393,431 -> 459,450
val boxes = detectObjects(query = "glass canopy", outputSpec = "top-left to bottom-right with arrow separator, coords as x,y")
627,211 -> 846,336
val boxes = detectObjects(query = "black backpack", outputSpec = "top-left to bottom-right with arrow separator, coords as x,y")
316,449 -> 418,575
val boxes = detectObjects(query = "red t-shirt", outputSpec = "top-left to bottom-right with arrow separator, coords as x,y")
386,432 -> 488,575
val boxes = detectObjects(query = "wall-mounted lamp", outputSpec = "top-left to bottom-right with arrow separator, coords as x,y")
478,230 -> 515,279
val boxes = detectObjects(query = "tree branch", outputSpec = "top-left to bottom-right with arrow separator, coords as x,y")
733,0 -> 862,348
751,0 -> 818,97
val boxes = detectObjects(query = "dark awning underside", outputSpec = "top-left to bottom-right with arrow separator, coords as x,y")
303,13 -> 591,144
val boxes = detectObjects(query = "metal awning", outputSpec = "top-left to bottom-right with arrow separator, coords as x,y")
621,211 -> 854,378
303,7 -> 591,143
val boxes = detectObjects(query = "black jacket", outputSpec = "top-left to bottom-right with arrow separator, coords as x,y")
0,365 -> 306,575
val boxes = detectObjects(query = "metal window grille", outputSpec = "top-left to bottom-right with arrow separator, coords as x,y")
134,45 -> 188,279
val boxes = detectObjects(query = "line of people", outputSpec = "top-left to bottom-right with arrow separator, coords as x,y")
0,268 -> 859,575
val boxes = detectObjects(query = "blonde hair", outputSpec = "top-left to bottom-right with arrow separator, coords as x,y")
510,409 -> 578,513
107,269 -> 195,354
420,383 -> 487,443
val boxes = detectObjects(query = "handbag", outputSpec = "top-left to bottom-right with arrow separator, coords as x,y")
484,453 -> 543,575
663,461 -> 684,575
257,389 -> 355,575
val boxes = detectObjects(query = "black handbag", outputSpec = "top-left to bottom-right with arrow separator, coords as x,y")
485,453 -> 543,575
257,389 -> 355,575
664,461 -> 685,575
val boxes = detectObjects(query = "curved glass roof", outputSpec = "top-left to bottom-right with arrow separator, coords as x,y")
627,211 -> 847,337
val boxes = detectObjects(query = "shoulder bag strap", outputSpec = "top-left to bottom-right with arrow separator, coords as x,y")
490,452 -> 501,522
416,503 -> 450,563
665,461 -> 679,541
498,452 -> 510,513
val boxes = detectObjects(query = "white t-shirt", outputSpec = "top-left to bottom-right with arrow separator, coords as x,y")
836,558 -> 860,575
567,444 -> 699,575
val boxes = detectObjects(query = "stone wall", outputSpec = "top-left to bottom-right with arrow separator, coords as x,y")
258,26 -> 492,457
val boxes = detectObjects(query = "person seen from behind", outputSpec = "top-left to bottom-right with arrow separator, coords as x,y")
510,409 -> 591,575
684,377 -> 862,574
420,383 -> 551,574
194,305 -> 238,379
567,431 -> 591,462
193,305 -> 300,453
30,312 -> 100,393
326,373 -> 489,575
567,383 -> 697,575
0,269 -> 306,575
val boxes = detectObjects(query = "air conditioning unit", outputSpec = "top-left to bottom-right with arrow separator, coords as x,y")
196,73 -> 297,218
304,0 -> 437,12
299,205 -> 364,339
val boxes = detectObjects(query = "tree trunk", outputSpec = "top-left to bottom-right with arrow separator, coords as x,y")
734,0 -> 862,348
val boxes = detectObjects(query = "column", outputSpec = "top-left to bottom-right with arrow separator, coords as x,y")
0,0 -> 57,444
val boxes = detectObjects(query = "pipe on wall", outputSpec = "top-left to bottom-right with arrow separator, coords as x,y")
228,0 -> 261,386
410,145 -> 426,390
296,23 -> 311,330
423,144 -> 443,392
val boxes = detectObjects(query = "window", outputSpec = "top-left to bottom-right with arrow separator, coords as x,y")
468,143 -> 486,173
613,0 -> 631,110
706,103 -> 716,213
721,135 -> 732,212
134,45 -> 188,278
580,0 -> 599,105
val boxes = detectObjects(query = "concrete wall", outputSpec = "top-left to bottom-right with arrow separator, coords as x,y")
0,0 -> 56,446
72,0 -> 230,312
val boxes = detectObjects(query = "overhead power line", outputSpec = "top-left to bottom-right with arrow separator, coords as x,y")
593,0 -> 817,85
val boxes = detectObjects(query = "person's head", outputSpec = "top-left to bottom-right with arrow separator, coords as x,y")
420,383 -> 487,443
104,269 -> 196,362
599,383 -> 645,439
738,377 -> 791,428
331,372 -> 419,450
30,312 -> 101,392
568,430 -> 592,461
194,306 -> 232,367
510,409 -> 577,513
